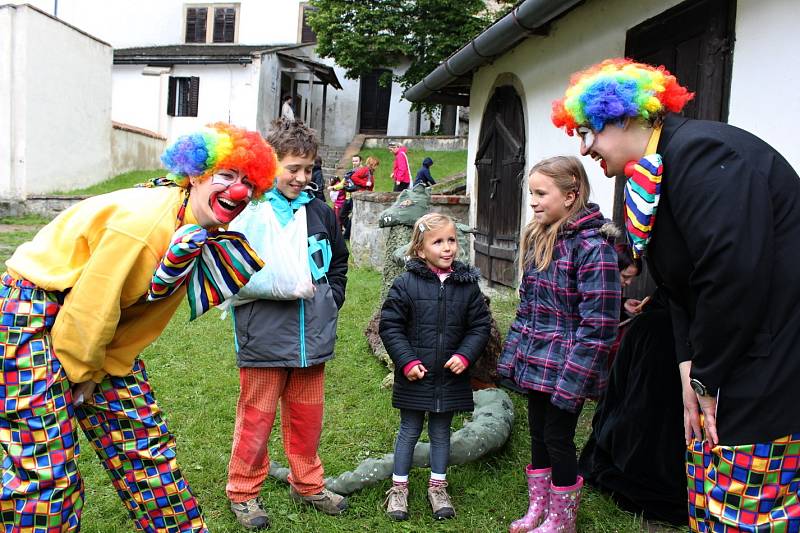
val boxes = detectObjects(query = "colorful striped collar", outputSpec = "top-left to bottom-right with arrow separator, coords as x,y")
623,125 -> 663,259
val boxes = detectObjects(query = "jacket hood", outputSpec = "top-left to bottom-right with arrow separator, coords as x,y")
563,203 -> 617,242
397,145 -> 408,154
405,258 -> 481,283
422,157 -> 433,167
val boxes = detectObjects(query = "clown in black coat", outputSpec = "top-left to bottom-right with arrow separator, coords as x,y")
379,259 -> 491,413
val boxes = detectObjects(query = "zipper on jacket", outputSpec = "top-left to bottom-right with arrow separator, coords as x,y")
299,299 -> 307,367
435,279 -> 446,412
231,310 -> 240,353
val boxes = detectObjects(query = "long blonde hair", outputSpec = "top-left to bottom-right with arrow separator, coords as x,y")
520,156 -> 591,272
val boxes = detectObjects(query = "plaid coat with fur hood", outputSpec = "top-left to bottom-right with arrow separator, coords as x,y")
497,205 -> 621,412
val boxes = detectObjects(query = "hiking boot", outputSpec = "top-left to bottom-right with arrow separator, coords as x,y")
230,498 -> 270,530
427,482 -> 455,520
289,486 -> 348,515
384,484 -> 409,521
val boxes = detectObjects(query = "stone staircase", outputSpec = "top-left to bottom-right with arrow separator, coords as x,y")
317,145 -> 346,184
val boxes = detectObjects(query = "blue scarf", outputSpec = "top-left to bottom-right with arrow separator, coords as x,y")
265,189 -> 313,227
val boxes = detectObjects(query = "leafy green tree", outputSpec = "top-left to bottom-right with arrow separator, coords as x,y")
308,0 -> 490,91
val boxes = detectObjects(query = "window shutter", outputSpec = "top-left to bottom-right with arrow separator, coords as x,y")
213,7 -> 236,43
167,77 -> 177,116
185,7 -> 207,43
301,7 -> 317,43
189,77 -> 200,117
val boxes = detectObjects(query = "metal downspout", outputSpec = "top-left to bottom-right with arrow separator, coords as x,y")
402,0 -> 583,103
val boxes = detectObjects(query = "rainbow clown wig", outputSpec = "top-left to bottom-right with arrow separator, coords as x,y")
160,122 -> 278,198
551,58 -> 694,135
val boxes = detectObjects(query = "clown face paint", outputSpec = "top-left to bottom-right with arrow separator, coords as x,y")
189,169 -> 253,228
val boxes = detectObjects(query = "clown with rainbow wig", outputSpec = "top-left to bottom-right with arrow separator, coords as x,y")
0,123 -> 278,531
551,58 -> 800,532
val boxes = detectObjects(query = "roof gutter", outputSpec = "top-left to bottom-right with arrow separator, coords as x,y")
403,0 -> 582,104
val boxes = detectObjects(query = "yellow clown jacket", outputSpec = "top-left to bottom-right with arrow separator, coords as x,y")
6,186 -> 197,383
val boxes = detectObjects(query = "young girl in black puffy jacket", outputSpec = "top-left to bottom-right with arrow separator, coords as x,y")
379,213 -> 491,521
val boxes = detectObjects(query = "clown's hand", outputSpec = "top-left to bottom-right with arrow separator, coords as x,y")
71,380 -> 97,407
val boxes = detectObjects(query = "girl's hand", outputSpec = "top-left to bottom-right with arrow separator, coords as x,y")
624,298 -> 642,315
444,355 -> 466,375
406,364 -> 427,381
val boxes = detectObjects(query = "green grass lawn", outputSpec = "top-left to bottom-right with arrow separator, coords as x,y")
356,149 -> 467,193
0,219 -> 673,532
51,169 -> 164,196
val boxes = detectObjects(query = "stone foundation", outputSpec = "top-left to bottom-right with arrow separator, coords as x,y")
349,191 -> 470,269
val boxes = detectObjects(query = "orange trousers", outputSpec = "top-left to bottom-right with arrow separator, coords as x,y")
226,365 -> 326,502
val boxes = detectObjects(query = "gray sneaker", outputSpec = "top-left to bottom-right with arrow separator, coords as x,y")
289,486 -> 348,515
384,485 -> 409,521
230,497 -> 270,530
427,483 -> 455,520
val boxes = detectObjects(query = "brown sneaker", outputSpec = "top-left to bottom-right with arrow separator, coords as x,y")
230,497 -> 270,530
384,485 -> 409,521
289,486 -> 348,515
427,482 -> 455,520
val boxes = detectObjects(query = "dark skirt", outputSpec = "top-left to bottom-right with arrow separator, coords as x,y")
579,303 -> 688,526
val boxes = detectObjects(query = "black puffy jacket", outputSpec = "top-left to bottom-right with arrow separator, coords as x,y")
379,259 -> 491,412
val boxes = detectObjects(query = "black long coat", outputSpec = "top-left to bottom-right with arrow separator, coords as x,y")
379,259 -> 491,413
647,114 -> 800,445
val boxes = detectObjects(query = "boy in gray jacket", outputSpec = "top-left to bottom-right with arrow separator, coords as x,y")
226,119 -> 349,530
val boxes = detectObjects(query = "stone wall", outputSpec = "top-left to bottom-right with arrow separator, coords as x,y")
349,191 -> 470,269
362,135 -> 467,152
0,195 -> 86,218
111,122 -> 166,176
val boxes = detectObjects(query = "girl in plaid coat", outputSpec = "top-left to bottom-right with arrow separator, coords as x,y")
498,156 -> 621,533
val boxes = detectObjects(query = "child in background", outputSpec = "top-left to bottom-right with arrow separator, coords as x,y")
226,119 -> 349,530
310,155 -> 326,202
498,155 -> 620,533
389,142 -> 411,191
413,157 -> 436,187
330,154 -> 360,223
328,156 -> 378,239
379,213 -> 490,521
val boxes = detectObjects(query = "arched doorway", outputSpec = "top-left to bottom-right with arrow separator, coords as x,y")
474,85 -> 525,287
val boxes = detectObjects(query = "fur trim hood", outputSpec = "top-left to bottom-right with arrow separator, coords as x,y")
405,258 -> 481,283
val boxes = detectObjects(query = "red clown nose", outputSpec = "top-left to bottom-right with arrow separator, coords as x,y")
228,183 -> 250,201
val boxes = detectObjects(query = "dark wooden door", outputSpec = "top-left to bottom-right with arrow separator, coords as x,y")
359,69 -> 391,134
615,0 -> 735,299
474,86 -> 526,287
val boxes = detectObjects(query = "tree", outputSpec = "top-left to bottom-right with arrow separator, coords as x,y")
308,0 -> 491,93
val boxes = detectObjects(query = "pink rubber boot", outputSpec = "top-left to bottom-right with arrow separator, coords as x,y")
509,466 -> 551,533
532,476 -> 582,533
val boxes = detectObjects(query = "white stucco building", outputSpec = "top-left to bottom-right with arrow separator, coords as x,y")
0,3 -> 112,199
9,0 -> 426,147
406,0 -> 799,288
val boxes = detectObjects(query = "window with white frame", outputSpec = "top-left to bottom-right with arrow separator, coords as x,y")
184,4 -> 239,44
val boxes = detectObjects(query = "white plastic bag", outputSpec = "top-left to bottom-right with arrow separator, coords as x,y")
226,200 -> 314,304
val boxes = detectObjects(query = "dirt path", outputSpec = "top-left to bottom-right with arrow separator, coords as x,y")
0,224 -> 41,233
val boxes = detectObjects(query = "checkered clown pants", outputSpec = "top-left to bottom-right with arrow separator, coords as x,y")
1,274 -> 207,532
688,434 -> 800,532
